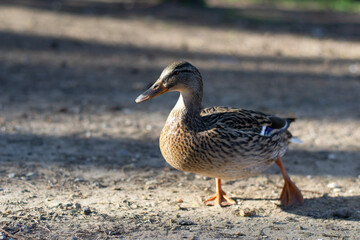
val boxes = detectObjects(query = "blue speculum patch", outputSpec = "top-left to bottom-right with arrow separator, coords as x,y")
260,126 -> 273,136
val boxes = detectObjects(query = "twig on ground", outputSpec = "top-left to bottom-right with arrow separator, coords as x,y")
0,226 -> 21,240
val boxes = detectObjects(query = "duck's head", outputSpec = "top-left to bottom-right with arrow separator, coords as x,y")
135,61 -> 202,104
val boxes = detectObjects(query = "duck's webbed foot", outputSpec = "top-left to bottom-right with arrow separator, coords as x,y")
203,178 -> 236,207
276,157 -> 304,207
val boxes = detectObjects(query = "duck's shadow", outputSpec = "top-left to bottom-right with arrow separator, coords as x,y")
284,195 -> 359,221
233,195 -> 359,221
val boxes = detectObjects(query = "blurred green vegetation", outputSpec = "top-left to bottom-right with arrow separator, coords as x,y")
232,0 -> 360,12
162,0 -> 206,7
163,0 -> 360,12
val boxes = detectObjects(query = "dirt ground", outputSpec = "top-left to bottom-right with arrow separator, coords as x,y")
0,0 -> 359,239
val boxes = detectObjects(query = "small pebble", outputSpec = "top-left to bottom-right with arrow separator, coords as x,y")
26,172 -> 37,178
85,131 -> 92,138
75,203 -> 81,209
145,180 -> 158,185
83,207 -> 91,215
235,232 -> 246,236
327,182 -> 339,189
93,182 -> 107,188
123,163 -> 135,169
327,153 -> 336,160
74,177 -> 85,182
178,220 -> 195,226
349,64 -> 359,73
8,173 -> 16,178
236,209 -> 256,217
177,205 -> 188,211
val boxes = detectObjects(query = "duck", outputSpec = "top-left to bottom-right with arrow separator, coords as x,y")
135,61 -> 303,207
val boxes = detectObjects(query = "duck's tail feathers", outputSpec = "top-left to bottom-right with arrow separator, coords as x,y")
284,118 -> 296,128
289,137 -> 303,144
284,118 -> 303,144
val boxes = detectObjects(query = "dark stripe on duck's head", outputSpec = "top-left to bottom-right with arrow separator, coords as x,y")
170,61 -> 193,71
164,61 -> 201,76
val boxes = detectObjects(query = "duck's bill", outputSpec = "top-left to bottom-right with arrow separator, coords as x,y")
135,83 -> 168,103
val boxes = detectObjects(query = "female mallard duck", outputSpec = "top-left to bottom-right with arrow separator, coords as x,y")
135,61 -> 303,207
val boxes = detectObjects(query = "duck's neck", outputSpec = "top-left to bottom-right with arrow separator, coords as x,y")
170,88 -> 202,126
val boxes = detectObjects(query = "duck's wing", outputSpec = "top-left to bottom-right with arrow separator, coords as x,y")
197,107 -> 295,174
200,106 -> 293,136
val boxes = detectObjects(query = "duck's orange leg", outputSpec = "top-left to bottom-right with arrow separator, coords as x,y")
203,178 -> 236,207
275,157 -> 304,207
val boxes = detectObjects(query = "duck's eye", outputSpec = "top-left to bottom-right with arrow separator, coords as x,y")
174,71 -> 179,75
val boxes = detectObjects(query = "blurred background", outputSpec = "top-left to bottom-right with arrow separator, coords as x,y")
0,0 -> 359,239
